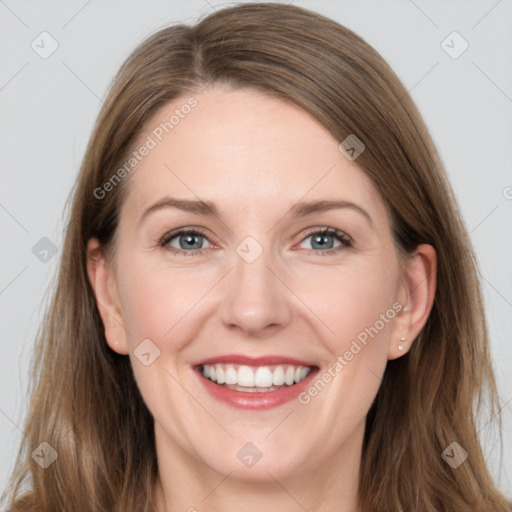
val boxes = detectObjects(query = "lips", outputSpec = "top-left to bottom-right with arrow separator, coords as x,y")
194,354 -> 318,410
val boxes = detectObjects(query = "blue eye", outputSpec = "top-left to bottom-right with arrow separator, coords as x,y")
298,228 -> 352,255
160,227 -> 352,257
160,229 -> 209,256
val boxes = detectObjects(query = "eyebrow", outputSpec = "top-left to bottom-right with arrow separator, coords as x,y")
138,197 -> 374,228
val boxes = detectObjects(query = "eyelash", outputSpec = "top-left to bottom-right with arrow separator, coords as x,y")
159,227 -> 352,257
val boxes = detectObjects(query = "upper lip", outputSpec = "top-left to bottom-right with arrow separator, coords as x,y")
194,354 -> 316,367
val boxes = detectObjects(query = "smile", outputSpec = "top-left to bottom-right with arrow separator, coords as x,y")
201,363 -> 311,391
194,355 -> 319,410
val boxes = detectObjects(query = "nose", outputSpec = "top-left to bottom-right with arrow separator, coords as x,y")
218,241 -> 292,338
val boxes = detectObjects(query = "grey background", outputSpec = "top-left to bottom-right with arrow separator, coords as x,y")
1,0 -> 511,498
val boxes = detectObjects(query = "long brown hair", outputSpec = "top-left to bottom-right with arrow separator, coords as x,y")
3,3 -> 510,511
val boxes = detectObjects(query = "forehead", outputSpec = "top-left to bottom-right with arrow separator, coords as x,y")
122,86 -> 386,224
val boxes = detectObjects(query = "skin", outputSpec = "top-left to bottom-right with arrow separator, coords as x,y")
87,85 -> 436,512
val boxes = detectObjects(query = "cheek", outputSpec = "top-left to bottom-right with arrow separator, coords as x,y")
115,259 -> 208,432
120,277 -> 171,342
115,257 -> 192,347
116,253 -> 223,360
294,266 -> 398,429
306,259 -> 399,357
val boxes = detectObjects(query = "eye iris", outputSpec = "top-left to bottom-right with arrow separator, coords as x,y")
170,231 -> 342,252
312,234 -> 333,250
180,233 -> 203,250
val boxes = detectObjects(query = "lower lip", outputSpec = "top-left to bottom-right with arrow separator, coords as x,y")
195,367 -> 319,410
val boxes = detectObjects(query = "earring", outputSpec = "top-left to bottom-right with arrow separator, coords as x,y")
398,337 -> 406,350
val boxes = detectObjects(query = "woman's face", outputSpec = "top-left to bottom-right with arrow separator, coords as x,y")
89,85 -> 430,483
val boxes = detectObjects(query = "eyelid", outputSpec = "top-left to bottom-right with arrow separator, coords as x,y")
159,226 -> 212,247
298,226 -> 353,244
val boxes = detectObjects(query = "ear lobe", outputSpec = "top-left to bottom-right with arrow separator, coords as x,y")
86,238 -> 129,355
388,244 -> 437,360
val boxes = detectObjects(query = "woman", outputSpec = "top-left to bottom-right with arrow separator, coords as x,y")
3,3 -> 510,511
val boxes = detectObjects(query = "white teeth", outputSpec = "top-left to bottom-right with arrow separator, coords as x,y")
285,366 -> 295,385
224,384 -> 280,393
216,365 -> 225,384
300,367 -> 311,381
237,365 -> 255,387
254,367 -> 273,387
225,366 -> 237,385
201,363 -> 313,389
272,366 -> 285,386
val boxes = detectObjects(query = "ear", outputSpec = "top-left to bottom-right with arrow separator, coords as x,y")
86,237 -> 129,355
388,243 -> 437,360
